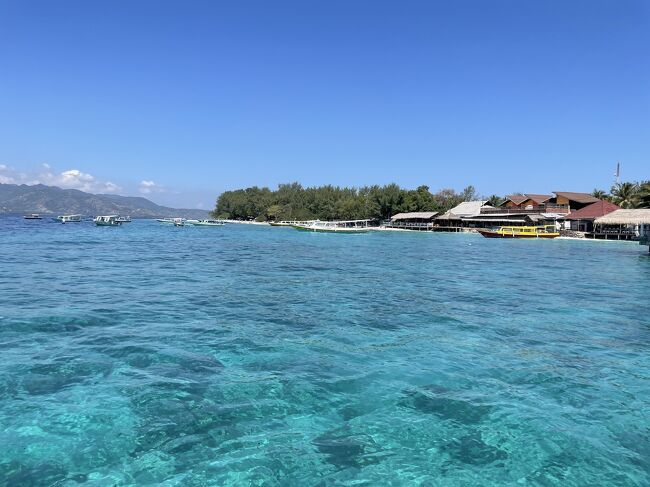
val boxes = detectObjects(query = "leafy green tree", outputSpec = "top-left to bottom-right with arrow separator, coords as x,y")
461,185 -> 477,202
214,182 -> 491,221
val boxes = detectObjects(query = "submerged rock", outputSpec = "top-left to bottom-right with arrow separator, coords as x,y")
0,460 -> 67,487
313,428 -> 382,469
442,431 -> 507,466
401,385 -> 492,425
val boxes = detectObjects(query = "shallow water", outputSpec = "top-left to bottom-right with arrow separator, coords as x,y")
1,217 -> 649,486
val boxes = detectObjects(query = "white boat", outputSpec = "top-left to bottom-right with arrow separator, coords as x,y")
94,215 -> 122,226
292,220 -> 374,233
270,220 -> 316,227
157,218 -> 184,225
186,219 -> 225,227
24,213 -> 42,220
52,214 -> 82,223
116,216 -> 132,223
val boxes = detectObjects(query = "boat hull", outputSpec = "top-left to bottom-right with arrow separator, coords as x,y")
292,225 -> 371,233
478,229 -> 559,239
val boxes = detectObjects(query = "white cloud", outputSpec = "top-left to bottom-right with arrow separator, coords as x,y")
0,164 -> 122,193
139,180 -> 165,194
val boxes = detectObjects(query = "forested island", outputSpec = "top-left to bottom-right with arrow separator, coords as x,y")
212,181 -> 650,222
211,183 -> 495,221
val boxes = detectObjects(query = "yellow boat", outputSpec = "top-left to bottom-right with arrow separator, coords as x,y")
478,225 -> 560,239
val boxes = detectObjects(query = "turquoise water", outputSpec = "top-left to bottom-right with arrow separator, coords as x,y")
1,217 -> 649,486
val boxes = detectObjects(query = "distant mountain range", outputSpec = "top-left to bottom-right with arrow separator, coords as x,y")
0,183 -> 211,219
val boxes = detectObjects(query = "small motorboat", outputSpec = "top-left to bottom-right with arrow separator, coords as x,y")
186,219 -> 225,227
157,218 -> 185,225
24,213 -> 42,220
116,216 -> 132,223
52,214 -> 82,224
478,225 -> 560,239
94,215 -> 122,226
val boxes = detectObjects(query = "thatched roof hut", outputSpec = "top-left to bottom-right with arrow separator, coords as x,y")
594,209 -> 650,225
390,212 -> 438,221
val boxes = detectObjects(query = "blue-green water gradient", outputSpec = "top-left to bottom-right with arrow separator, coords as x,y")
1,218 -> 649,486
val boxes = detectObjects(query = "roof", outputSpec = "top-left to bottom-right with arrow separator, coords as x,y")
460,218 -> 526,223
594,209 -> 650,225
501,194 -> 553,206
391,211 -> 438,221
523,194 -> 554,204
554,192 -> 600,204
446,200 -> 489,217
565,200 -> 620,221
502,195 -> 528,205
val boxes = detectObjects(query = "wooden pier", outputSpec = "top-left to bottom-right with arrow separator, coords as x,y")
641,235 -> 650,254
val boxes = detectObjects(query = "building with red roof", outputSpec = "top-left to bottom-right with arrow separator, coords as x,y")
565,200 -> 620,232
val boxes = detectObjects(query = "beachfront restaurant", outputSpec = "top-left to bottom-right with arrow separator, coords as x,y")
593,209 -> 650,241
387,212 -> 439,230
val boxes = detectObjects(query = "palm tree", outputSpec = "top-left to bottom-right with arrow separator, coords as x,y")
611,182 -> 639,208
635,181 -> 650,209
487,194 -> 503,207
591,189 -> 610,201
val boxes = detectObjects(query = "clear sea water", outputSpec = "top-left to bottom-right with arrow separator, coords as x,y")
1,217 -> 649,486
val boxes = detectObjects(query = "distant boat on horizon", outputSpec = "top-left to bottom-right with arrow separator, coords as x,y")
23,213 -> 42,220
52,214 -> 82,224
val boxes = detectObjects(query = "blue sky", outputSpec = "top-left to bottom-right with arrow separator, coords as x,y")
0,0 -> 648,208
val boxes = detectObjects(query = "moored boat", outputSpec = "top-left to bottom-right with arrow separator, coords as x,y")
116,216 -> 132,223
186,219 -> 225,226
52,214 -> 82,224
478,225 -> 560,238
157,218 -> 185,225
24,213 -> 42,220
94,215 -> 122,226
292,220 -> 374,233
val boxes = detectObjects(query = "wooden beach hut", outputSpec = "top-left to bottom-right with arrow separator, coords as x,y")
388,212 -> 439,231
593,209 -> 650,241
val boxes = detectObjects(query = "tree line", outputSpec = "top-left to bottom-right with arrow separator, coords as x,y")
592,181 -> 650,209
212,183 -> 493,221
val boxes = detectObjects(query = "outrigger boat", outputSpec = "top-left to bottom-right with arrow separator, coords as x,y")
115,216 -> 131,223
478,225 -> 560,239
94,215 -> 122,226
292,220 -> 374,233
52,214 -> 82,223
186,219 -> 226,226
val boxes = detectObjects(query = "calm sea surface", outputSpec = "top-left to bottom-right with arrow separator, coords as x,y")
1,217 -> 649,486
